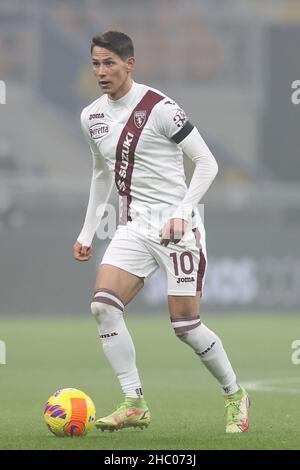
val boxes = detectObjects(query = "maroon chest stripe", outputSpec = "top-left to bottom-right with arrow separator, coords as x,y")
115,90 -> 164,223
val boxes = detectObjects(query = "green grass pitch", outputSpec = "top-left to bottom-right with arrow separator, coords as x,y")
1,313 -> 300,450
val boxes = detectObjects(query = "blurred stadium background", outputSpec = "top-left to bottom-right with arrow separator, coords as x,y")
1,0 -> 300,314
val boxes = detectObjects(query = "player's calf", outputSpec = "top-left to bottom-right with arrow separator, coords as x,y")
171,319 -> 240,395
171,317 -> 249,432
91,289 -> 144,400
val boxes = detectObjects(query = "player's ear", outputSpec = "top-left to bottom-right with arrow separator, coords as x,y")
126,57 -> 135,73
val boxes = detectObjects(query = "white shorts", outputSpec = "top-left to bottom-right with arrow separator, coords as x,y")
101,223 -> 207,296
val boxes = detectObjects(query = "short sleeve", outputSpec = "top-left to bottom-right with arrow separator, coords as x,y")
153,97 -> 195,144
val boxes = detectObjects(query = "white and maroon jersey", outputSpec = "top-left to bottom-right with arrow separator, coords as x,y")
78,81 -> 217,246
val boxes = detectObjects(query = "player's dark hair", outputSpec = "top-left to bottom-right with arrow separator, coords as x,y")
91,31 -> 134,60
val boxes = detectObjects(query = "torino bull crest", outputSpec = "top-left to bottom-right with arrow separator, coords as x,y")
134,110 -> 147,128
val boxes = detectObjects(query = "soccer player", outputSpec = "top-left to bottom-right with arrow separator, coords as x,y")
74,31 -> 250,433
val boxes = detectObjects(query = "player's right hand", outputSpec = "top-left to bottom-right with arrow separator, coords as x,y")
73,241 -> 92,262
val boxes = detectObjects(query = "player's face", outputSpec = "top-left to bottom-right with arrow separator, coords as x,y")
91,46 -> 135,100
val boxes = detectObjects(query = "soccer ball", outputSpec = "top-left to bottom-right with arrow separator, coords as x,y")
44,388 -> 96,437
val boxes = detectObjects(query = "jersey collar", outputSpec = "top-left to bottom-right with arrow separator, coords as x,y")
107,81 -> 137,108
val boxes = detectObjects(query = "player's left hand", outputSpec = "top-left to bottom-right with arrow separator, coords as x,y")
159,218 -> 188,247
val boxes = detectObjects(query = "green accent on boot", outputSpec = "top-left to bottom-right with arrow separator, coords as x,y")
224,387 -> 250,433
95,397 -> 151,432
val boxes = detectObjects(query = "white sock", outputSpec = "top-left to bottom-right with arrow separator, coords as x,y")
172,317 -> 239,395
91,289 -> 143,399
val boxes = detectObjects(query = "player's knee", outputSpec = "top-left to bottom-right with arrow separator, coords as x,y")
90,301 -> 108,319
91,301 -> 122,332
90,289 -> 125,323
